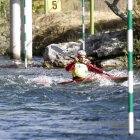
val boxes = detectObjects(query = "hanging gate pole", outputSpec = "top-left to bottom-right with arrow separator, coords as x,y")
23,0 -> 32,68
24,0 -> 27,68
128,0 -> 134,135
82,0 -> 85,51
10,0 -> 21,61
90,0 -> 94,35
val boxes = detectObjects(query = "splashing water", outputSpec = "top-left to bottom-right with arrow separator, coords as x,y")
0,57 -> 140,140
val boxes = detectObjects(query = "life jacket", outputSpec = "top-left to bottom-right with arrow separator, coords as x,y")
72,62 -> 88,78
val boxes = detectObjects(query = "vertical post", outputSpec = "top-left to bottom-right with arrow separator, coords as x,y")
10,0 -> 21,61
82,0 -> 85,51
128,0 -> 134,135
0,0 -> 1,17
26,0 -> 32,63
44,0 -> 48,14
23,0 -> 27,68
23,0 -> 32,68
90,0 -> 94,35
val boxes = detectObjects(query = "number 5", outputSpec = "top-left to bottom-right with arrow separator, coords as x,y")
52,1 -> 57,9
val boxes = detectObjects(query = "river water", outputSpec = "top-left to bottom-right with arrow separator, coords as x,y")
0,57 -> 140,140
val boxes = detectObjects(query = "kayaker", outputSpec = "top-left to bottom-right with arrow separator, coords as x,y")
65,50 -> 107,80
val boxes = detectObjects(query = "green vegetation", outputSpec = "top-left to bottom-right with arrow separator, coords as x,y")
32,0 -> 44,14
133,39 -> 140,68
0,0 -> 9,19
0,0 -> 9,55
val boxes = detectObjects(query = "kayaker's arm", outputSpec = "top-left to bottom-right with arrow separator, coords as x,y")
86,63 -> 105,74
65,62 -> 75,71
87,63 -> 111,76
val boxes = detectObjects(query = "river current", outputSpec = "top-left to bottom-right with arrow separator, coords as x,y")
0,57 -> 140,140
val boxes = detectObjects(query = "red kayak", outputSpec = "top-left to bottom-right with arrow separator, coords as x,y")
58,76 -> 128,85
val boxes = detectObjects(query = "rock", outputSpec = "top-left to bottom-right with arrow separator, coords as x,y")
95,38 -> 125,58
43,42 -> 81,67
43,30 -> 127,68
86,30 -> 126,58
101,58 -> 126,68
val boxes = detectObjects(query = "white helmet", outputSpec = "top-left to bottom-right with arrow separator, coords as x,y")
77,50 -> 86,57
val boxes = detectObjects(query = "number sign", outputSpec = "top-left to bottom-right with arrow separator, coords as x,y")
45,0 -> 61,14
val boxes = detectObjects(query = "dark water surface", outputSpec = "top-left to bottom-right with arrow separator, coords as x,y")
0,57 -> 140,140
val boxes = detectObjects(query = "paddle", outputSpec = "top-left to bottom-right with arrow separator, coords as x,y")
104,73 -> 112,76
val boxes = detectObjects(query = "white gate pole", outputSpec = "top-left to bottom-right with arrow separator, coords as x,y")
10,0 -> 21,61
21,0 -> 32,68
25,0 -> 32,64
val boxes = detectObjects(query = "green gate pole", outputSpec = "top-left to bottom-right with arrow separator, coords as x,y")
82,0 -> 85,51
128,0 -> 134,135
90,0 -> 94,35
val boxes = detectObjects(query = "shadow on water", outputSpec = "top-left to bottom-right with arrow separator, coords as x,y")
0,58 -> 140,139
